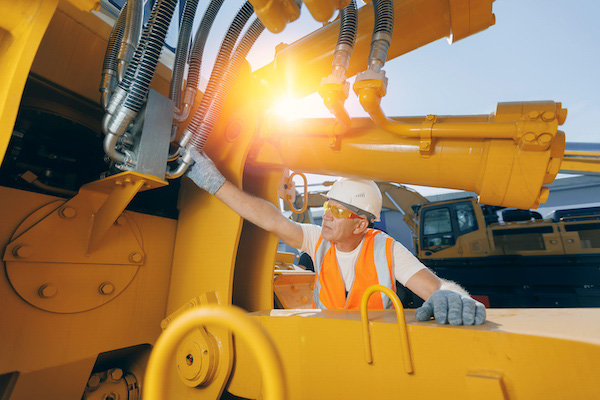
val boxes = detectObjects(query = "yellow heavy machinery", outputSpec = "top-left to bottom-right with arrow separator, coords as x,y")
1,1 -> 599,399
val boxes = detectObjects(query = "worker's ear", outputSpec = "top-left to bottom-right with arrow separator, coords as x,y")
353,219 -> 369,234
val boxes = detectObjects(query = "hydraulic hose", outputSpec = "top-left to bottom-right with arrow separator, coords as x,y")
118,0 -> 143,82
190,17 -> 265,150
318,0 -> 357,133
185,1 -> 254,148
368,0 -> 394,72
123,0 -> 177,114
175,0 -> 225,121
169,0 -> 200,111
166,3 -> 258,179
332,0 -> 357,79
105,1 -> 158,120
100,3 -> 127,110
106,0 -> 177,140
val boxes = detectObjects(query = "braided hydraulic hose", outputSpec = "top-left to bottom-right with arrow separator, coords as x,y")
369,0 -> 394,71
169,0 -> 200,111
103,0 -> 175,163
331,0 -> 357,78
105,0 -> 158,118
187,0 -> 225,93
123,0 -> 177,114
337,0 -> 357,56
118,0 -> 143,82
118,5 -> 156,95
173,0 -> 225,121
186,1 -> 254,149
191,17 -> 265,150
100,3 -> 127,110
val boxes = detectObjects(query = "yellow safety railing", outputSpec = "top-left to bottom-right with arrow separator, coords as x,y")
360,285 -> 413,374
143,305 -> 287,400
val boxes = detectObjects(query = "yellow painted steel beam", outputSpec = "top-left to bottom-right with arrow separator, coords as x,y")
0,0 -> 59,163
254,0 -> 495,98
228,308 -> 600,399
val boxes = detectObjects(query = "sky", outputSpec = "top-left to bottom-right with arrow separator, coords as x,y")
170,0 -> 600,196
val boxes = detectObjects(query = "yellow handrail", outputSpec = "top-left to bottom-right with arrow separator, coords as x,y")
143,305 -> 287,400
360,284 -> 413,374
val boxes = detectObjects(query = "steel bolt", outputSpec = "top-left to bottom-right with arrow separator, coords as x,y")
87,374 -> 101,389
527,111 -> 540,120
541,111 -> 555,122
99,282 -> 115,295
300,296 -> 308,304
109,368 -> 123,381
523,132 -> 536,142
12,244 -> 33,259
39,284 -> 58,298
538,133 -> 553,145
129,252 -> 143,263
58,206 -> 77,219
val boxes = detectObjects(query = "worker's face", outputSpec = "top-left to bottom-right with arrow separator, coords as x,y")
321,200 -> 367,243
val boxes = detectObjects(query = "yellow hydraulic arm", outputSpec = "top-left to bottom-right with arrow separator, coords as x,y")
560,145 -> 600,175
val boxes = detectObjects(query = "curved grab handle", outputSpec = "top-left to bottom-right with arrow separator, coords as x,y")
144,305 -> 286,400
286,172 -> 308,214
360,284 -> 413,374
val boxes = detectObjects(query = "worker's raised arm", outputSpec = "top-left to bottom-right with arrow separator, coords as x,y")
185,149 -> 304,249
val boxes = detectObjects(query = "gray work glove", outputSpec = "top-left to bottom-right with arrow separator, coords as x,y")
185,148 -> 226,195
415,290 -> 486,326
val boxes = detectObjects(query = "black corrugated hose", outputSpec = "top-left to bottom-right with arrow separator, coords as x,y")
338,0 -> 357,49
117,0 -> 143,82
186,0 -> 225,95
169,0 -> 200,111
100,3 -> 127,109
118,1 -> 157,95
373,0 -> 394,38
190,17 -> 265,150
123,0 -> 177,114
186,1 -> 254,149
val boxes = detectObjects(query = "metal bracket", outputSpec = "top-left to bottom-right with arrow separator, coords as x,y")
419,114 -> 437,156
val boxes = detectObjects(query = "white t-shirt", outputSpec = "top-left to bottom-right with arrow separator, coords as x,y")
299,224 -> 425,291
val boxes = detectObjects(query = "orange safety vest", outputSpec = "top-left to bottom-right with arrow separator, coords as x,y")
312,229 -> 395,309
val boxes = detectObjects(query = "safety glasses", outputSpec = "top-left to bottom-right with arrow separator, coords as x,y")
323,201 -> 364,220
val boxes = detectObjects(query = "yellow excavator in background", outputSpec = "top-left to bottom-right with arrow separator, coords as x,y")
1,1 -> 599,399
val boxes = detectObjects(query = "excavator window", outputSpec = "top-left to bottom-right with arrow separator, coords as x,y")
456,202 -> 478,234
421,201 -> 479,252
422,207 -> 454,251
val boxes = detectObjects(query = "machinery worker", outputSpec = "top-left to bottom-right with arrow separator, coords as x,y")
186,150 -> 486,325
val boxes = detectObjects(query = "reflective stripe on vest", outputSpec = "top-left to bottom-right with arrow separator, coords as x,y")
313,229 -> 395,309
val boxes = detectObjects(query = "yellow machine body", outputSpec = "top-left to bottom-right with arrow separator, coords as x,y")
0,0 -> 598,399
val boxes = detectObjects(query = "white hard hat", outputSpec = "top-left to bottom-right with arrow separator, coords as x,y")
325,178 -> 382,221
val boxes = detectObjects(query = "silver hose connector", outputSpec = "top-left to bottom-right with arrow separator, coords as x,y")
107,107 -> 136,138
165,147 -> 193,179
368,32 -> 392,72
